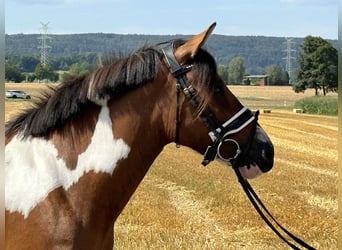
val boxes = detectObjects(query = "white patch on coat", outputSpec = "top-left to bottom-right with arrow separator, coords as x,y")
5,105 -> 131,218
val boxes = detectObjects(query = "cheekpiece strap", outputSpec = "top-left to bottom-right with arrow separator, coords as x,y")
161,43 -> 193,147
161,43 -> 192,77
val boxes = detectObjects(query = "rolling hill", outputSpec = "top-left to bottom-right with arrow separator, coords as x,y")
5,33 -> 337,74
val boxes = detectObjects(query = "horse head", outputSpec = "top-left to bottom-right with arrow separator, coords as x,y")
161,23 -> 274,179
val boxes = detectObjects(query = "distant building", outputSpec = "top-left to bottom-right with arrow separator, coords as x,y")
243,75 -> 268,86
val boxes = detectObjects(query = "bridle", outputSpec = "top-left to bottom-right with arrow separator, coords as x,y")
161,42 -> 258,168
160,42 -> 316,250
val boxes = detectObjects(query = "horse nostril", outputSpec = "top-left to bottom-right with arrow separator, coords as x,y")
261,149 -> 266,159
260,143 -> 274,172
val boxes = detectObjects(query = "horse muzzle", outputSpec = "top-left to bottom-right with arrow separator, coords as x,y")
238,125 -> 274,179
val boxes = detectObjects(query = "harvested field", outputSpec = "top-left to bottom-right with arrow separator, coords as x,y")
113,111 -> 337,249
5,83 -> 338,249
228,85 -> 337,109
5,83 -> 53,122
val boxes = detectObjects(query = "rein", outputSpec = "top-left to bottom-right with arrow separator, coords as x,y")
160,42 -> 316,250
234,167 -> 316,250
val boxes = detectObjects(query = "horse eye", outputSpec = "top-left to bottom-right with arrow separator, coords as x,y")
214,87 -> 222,94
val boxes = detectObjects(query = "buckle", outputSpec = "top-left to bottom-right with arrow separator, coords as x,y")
202,140 -> 219,166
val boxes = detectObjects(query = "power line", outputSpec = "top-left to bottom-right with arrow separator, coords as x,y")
283,38 -> 296,84
38,22 -> 51,66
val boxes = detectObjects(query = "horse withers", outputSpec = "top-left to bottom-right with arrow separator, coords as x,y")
5,23 -> 274,249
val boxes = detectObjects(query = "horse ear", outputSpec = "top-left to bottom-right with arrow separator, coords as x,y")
174,22 -> 216,65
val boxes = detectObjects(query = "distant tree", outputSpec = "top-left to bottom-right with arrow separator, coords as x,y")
266,64 -> 289,85
49,53 -> 99,71
217,65 -> 229,84
294,36 -> 337,95
20,56 -> 40,72
281,71 -> 290,85
34,64 -> 59,82
266,65 -> 282,85
27,74 -> 36,82
69,63 -> 89,76
228,57 -> 246,84
100,51 -> 121,66
61,62 -> 89,82
5,64 -> 25,82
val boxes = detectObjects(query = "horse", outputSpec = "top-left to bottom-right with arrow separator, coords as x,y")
5,23 -> 274,249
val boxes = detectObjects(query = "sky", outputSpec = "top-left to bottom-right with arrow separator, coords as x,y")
5,0 -> 338,39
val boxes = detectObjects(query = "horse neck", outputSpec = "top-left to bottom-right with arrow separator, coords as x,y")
51,72 -> 175,224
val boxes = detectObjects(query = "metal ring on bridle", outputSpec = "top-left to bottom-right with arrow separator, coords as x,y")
217,138 -> 241,162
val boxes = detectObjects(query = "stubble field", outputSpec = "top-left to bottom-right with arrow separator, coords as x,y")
5,83 -> 338,249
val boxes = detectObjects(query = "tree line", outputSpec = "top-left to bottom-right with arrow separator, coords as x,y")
5,32 -> 337,73
213,36 -> 337,95
5,34 -> 338,95
217,58 -> 289,85
5,33 -> 316,74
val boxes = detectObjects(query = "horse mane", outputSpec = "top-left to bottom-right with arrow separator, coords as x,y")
86,45 -> 163,104
5,40 -> 217,138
